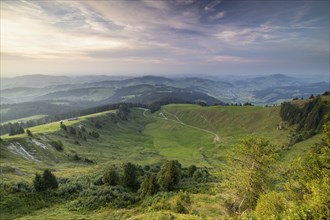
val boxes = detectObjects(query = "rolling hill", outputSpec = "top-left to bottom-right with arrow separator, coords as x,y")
1,74 -> 327,115
0,96 -> 328,219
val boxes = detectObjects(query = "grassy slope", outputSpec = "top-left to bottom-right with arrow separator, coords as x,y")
0,104 -> 323,219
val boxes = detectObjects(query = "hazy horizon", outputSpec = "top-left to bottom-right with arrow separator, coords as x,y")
1,0 -> 329,78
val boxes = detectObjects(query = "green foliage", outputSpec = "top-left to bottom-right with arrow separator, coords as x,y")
8,122 -> 25,136
33,174 -> 44,191
43,169 -> 59,190
223,136 -> 279,215
158,160 -> 181,191
73,185 -> 136,210
26,129 -> 33,137
139,174 -> 158,197
122,162 -> 139,189
90,130 -> 100,138
49,140 -> 64,151
283,120 -> 330,218
188,165 -> 197,177
103,165 -> 120,186
60,123 -> 67,131
254,192 -> 286,220
33,169 -> 58,191
280,97 -> 328,142
69,126 -> 76,135
173,190 -> 191,214
117,103 -> 130,120
192,168 -> 211,183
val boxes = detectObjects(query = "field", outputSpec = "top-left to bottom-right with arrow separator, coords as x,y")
0,104 -> 325,219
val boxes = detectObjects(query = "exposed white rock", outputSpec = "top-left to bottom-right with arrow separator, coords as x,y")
7,142 -> 40,162
31,139 -> 48,149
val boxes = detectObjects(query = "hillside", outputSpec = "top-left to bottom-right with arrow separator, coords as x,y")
1,74 -> 327,116
0,98 -> 327,219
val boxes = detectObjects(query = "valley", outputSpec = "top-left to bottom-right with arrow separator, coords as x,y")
1,95 -> 328,219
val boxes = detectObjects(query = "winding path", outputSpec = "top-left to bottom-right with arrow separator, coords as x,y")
139,108 -> 220,143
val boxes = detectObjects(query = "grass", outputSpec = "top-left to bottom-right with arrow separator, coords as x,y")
0,110 -> 116,139
0,104 -> 324,219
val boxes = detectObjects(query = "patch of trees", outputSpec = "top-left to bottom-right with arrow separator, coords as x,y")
6,123 -> 25,136
243,102 -> 254,106
0,102 -> 145,135
99,160 -> 212,196
116,104 -> 131,120
252,118 -> 330,219
48,140 -> 64,151
280,96 -> 328,144
33,169 -> 58,191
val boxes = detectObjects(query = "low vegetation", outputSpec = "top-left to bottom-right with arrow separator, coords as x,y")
0,95 -> 329,219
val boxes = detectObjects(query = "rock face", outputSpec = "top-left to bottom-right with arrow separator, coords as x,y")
7,142 -> 40,162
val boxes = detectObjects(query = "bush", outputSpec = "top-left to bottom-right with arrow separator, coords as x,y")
173,190 -> 191,214
49,140 -> 64,151
69,127 -> 76,135
188,165 -> 197,177
122,162 -> 139,189
103,166 -> 120,186
72,185 -> 136,210
33,169 -> 58,191
158,160 -> 181,191
90,131 -> 100,138
26,129 -> 33,137
255,192 -> 286,219
139,174 -> 158,197
60,124 -> 67,131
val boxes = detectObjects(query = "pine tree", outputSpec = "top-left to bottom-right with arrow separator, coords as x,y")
42,169 -> 58,190
33,173 -> 44,191
122,162 -> 138,189
139,174 -> 158,197
223,136 -> 279,215
103,166 -> 119,186
158,160 -> 181,191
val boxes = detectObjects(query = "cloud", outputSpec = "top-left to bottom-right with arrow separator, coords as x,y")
204,0 -> 222,11
211,11 -> 226,19
0,0 -> 328,77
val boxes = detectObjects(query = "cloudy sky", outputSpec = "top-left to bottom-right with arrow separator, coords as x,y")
1,0 -> 329,77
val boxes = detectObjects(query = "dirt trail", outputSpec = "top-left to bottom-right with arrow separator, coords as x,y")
140,108 -> 220,143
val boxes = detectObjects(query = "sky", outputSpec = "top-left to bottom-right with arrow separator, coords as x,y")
1,0 -> 329,77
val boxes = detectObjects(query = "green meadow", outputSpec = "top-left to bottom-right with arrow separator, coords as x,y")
0,103 -> 326,219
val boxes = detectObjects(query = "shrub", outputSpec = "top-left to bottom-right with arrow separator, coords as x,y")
42,169 -> 58,190
26,129 -> 33,137
69,127 -> 76,135
139,174 -> 158,197
188,165 -> 197,177
90,131 -> 100,138
103,166 -> 120,186
33,169 -> 58,191
122,162 -> 139,189
49,140 -> 64,151
60,124 -> 67,131
158,160 -> 181,191
255,192 -> 286,219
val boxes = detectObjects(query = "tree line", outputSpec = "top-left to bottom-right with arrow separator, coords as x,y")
0,103 -> 142,135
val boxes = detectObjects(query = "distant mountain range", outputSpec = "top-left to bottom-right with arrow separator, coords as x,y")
0,74 -> 328,123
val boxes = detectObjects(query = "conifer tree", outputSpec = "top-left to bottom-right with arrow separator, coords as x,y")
223,136 -> 278,215
158,160 -> 181,191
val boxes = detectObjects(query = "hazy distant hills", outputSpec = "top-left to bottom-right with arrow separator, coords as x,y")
0,73 -> 328,122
